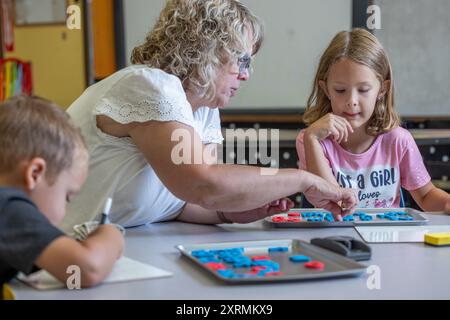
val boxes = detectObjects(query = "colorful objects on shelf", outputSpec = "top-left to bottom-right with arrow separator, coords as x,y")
0,58 -> 33,102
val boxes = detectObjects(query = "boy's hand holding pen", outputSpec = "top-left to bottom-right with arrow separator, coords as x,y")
100,197 -> 113,225
73,197 -> 126,241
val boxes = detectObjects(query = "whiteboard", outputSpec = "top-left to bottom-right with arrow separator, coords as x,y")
229,0 -> 352,109
124,0 -> 352,109
15,0 -> 67,25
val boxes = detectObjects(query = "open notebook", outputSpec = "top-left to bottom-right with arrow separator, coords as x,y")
355,225 -> 450,243
17,256 -> 173,290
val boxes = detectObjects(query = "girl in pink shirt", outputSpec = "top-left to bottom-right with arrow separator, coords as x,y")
296,28 -> 450,213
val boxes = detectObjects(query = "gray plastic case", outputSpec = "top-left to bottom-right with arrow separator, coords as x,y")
264,208 -> 429,228
176,239 -> 367,284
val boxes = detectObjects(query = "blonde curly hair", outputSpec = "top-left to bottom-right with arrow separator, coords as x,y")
303,28 -> 400,136
131,0 -> 264,102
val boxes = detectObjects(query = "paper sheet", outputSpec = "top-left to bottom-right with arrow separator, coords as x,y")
355,225 -> 450,243
17,256 -> 173,290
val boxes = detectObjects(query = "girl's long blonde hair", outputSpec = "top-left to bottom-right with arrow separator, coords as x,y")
303,28 -> 399,136
131,0 -> 263,102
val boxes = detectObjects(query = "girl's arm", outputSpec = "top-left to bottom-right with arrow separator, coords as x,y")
303,131 -> 340,187
409,182 -> 450,213
301,113 -> 353,186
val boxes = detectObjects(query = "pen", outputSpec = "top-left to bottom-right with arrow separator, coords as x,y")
100,197 -> 113,225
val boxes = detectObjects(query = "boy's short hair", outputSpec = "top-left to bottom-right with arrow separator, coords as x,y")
0,95 -> 87,184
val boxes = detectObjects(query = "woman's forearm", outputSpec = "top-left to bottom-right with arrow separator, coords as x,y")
176,203 -> 222,224
193,165 -> 313,211
129,121 -> 335,212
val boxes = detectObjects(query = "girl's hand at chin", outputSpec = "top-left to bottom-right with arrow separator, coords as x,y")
306,113 -> 354,144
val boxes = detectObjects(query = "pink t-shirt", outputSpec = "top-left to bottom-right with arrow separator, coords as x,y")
296,127 -> 431,208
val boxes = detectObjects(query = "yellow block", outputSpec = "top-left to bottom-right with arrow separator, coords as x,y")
424,233 -> 450,246
2,284 -> 16,300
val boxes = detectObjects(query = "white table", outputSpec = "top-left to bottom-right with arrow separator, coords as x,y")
11,212 -> 450,300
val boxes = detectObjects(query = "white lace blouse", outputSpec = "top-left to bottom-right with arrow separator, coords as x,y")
59,65 -> 223,232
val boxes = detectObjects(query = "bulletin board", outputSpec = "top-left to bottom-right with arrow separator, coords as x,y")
15,0 -> 67,26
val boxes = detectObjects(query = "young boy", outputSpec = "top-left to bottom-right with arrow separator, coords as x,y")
0,96 -> 124,299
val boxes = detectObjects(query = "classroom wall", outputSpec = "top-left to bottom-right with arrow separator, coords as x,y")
373,0 -> 450,116
123,0 -> 164,65
123,0 -> 352,109
5,0 -> 86,109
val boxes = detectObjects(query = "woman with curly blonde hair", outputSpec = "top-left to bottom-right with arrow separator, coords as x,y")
61,0 -> 357,231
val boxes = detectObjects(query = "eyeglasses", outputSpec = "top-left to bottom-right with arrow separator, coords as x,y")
237,54 -> 251,77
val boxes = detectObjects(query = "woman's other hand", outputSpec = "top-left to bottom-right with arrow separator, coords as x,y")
220,198 -> 295,224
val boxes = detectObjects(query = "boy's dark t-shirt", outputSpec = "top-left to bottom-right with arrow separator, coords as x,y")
0,188 -> 64,287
